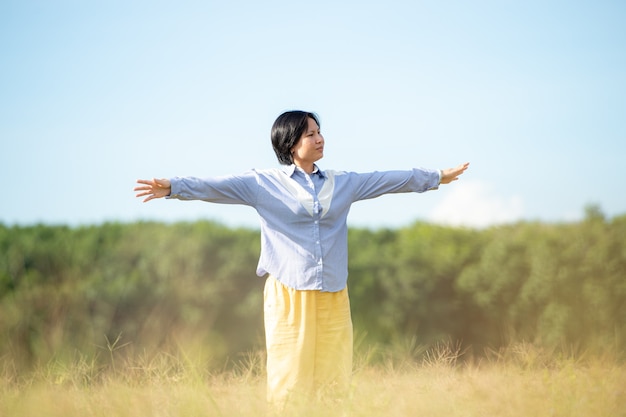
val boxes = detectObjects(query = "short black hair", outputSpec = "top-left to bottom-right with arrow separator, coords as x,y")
271,111 -> 320,165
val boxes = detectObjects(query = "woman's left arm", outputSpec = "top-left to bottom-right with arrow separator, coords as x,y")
349,162 -> 470,202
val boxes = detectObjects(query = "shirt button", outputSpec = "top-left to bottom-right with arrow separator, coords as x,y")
316,241 -> 320,244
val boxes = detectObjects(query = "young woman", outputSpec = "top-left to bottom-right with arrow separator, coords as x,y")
134,110 -> 469,406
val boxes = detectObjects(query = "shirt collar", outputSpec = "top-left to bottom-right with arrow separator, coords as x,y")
283,164 -> 327,179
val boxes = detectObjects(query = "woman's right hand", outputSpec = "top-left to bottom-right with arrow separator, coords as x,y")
134,178 -> 171,202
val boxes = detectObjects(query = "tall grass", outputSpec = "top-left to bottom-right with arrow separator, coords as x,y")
1,342 -> 624,417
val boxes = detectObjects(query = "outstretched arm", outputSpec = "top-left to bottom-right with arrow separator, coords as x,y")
440,162 -> 470,185
134,178 -> 171,202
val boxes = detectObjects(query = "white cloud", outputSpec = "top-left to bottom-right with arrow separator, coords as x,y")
429,180 -> 524,228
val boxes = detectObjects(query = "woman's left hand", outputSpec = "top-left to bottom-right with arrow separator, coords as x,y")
440,162 -> 470,184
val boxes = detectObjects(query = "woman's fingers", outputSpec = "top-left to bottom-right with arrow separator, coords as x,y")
134,178 -> 170,202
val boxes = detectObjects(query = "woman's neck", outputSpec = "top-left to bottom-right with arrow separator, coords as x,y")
295,162 -> 315,174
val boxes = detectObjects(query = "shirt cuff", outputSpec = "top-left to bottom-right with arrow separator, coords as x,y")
166,177 -> 179,199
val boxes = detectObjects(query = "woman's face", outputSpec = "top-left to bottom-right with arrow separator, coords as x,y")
291,117 -> 324,168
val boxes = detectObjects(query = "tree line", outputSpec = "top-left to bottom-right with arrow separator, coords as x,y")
1,208 -> 624,370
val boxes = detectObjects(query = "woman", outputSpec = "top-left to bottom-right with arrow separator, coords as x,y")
134,110 -> 469,406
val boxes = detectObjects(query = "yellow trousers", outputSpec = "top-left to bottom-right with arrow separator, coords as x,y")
263,275 -> 353,405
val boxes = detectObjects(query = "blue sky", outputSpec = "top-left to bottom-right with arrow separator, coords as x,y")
1,0 -> 625,229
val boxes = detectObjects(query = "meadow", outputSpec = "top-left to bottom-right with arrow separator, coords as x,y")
2,217 -> 624,415
2,342 -> 624,417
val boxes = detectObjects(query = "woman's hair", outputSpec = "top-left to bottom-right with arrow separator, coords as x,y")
271,110 -> 320,165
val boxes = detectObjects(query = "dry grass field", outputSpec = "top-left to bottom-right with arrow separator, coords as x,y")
1,343 -> 624,417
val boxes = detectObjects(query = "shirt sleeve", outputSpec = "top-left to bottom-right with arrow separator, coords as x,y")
168,171 -> 259,206
350,168 -> 441,202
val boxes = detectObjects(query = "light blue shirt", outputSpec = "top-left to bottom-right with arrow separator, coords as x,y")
169,164 -> 441,292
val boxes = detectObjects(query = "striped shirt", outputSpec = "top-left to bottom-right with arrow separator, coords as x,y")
168,164 -> 441,292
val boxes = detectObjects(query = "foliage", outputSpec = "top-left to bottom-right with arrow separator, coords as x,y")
1,213 -> 625,371
0,221 -> 264,369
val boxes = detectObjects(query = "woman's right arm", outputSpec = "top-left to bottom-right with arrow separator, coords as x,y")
134,172 -> 259,206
